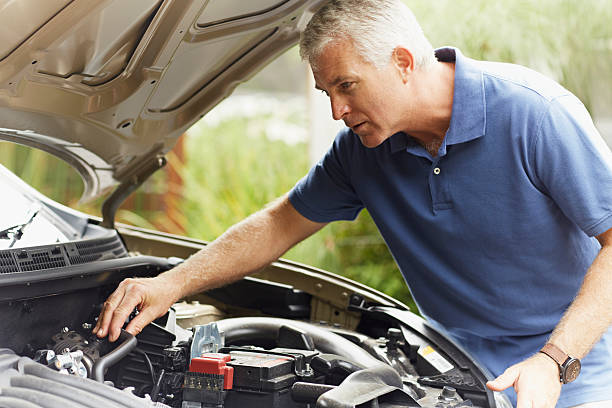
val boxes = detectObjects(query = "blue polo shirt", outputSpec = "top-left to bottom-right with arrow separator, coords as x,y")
289,48 -> 612,406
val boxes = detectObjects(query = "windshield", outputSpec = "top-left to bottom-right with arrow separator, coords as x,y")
0,166 -> 73,249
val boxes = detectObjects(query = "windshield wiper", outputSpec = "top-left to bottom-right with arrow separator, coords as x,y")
0,207 -> 40,248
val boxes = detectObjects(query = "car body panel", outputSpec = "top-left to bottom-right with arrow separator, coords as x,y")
0,0 -> 325,201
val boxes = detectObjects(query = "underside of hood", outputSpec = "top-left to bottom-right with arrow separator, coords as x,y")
0,0 -> 325,203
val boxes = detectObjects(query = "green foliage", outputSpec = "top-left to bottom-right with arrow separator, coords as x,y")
408,0 -> 612,111
180,115 -> 310,239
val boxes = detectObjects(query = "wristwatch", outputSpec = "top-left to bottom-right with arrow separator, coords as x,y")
539,343 -> 581,384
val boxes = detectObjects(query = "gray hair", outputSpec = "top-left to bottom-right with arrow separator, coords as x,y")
300,0 -> 436,71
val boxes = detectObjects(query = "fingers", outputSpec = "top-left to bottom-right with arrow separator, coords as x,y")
93,277 -> 176,342
488,355 -> 561,408
94,279 -> 144,342
486,366 -> 518,391
93,282 -> 126,338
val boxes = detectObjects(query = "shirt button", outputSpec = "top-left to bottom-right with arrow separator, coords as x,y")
433,167 -> 441,175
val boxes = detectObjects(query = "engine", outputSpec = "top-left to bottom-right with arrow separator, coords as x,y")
0,302 -> 494,408
0,236 -> 510,408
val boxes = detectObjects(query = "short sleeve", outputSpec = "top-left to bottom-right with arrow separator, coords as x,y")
532,95 -> 612,236
289,129 -> 364,222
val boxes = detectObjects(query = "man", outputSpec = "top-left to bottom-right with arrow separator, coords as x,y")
94,1 -> 612,406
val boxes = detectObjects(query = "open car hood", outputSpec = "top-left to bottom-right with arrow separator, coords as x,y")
0,0 -> 325,202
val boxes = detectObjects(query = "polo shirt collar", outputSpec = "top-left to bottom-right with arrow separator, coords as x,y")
390,47 -> 486,155
443,47 -> 486,146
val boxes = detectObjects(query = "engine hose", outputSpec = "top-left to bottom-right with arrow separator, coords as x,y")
216,317 -> 383,368
0,396 -> 43,408
291,382 -> 336,403
22,363 -> 149,408
0,387 -> 84,408
10,375 -> 124,408
91,330 -> 137,383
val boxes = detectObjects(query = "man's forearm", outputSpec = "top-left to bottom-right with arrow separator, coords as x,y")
94,195 -> 325,341
548,240 -> 612,358
159,195 -> 326,299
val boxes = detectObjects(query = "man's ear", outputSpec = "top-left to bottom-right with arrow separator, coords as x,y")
392,47 -> 414,83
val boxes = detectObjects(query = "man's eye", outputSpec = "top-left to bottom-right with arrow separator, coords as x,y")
340,82 -> 354,90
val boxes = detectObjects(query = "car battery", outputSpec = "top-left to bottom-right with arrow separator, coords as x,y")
184,348 -> 318,408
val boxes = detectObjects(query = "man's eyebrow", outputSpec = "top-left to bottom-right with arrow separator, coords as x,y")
314,76 -> 352,91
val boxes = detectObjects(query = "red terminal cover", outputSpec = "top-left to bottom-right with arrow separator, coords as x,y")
189,352 -> 234,390
222,365 -> 234,389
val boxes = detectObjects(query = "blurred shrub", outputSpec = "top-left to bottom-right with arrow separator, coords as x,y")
409,0 -> 612,111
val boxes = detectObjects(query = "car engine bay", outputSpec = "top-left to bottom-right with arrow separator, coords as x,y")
0,227 -> 508,408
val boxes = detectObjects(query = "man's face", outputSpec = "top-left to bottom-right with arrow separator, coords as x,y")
312,40 -> 408,148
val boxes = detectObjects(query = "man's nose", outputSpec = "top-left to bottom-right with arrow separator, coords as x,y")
330,96 -> 350,120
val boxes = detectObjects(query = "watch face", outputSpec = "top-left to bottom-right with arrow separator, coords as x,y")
563,358 -> 581,383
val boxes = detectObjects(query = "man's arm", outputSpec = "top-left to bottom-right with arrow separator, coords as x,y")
487,227 -> 612,407
93,195 -> 326,342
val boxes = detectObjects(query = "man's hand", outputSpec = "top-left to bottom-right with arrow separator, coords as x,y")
486,353 -> 561,408
93,275 -> 181,342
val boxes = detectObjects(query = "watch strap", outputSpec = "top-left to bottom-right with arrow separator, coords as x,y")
540,343 -> 568,366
